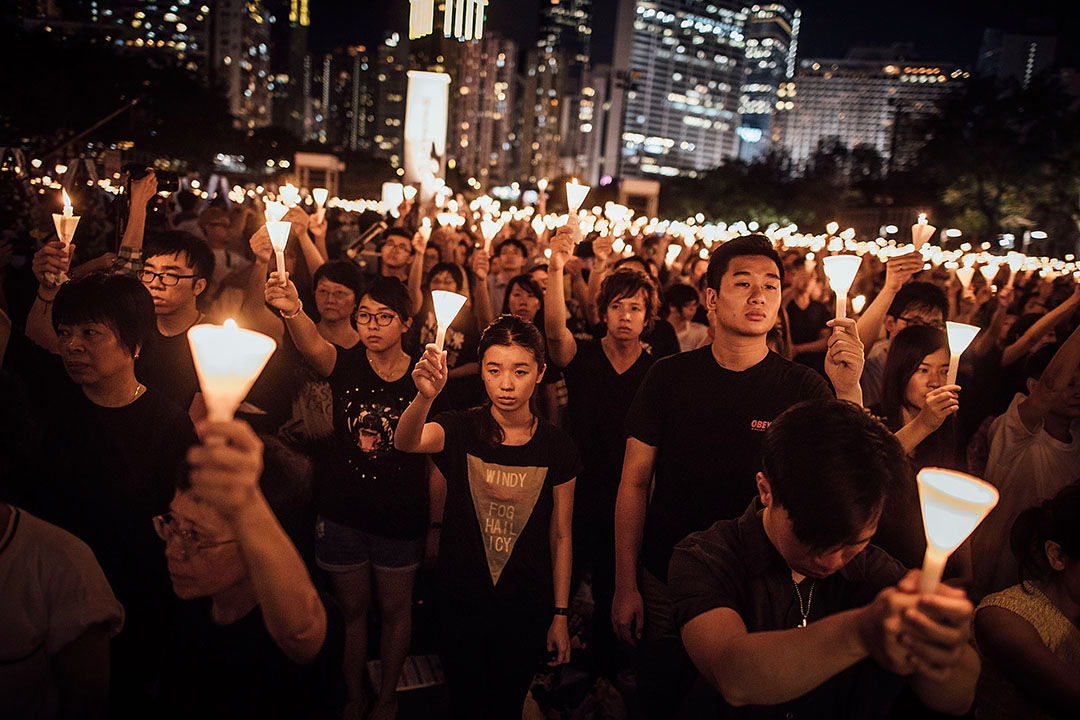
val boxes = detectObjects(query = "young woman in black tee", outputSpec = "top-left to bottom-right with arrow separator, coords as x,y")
396,315 -> 580,720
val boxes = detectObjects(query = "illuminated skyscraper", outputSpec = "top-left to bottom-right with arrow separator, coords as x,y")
737,3 -> 799,162
449,34 -> 518,187
214,0 -> 273,131
373,32 -> 409,170
619,1 -> 748,178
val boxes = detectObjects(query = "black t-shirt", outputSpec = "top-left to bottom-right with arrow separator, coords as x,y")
642,318 -> 681,359
137,328 -> 200,412
411,296 -> 483,410
786,299 -> 830,373
35,384 -> 197,598
431,409 -> 582,610
625,348 -> 832,582
154,594 -> 345,720
669,501 -> 907,719
560,339 -> 654,510
322,344 -> 428,540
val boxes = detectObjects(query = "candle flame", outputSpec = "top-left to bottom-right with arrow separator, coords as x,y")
918,213 -> 927,225
224,318 -> 239,330
62,189 -> 72,207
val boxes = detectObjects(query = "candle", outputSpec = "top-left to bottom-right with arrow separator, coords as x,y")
955,266 -> 975,290
313,187 -> 328,223
911,213 -> 936,247
565,178 -> 590,213
187,318 -> 277,422
280,183 -> 301,207
826,221 -> 839,236
264,200 -> 288,223
403,185 -> 418,202
430,290 -> 467,350
851,294 -> 867,314
479,218 -> 502,252
916,467 -> 998,593
822,255 -> 862,320
537,178 -> 548,192
531,216 -> 546,237
418,217 -> 432,242
62,188 -> 73,218
48,189 -> 81,286
945,321 -> 979,385
266,221 -> 291,284
979,264 -> 998,283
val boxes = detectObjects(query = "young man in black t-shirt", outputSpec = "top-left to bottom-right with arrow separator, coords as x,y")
545,226 -> 660,675
612,235 -> 867,715
669,400 -> 979,718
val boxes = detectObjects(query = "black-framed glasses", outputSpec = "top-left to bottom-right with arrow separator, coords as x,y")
356,311 -> 398,327
139,270 -> 198,287
896,315 -> 946,330
152,513 -> 236,558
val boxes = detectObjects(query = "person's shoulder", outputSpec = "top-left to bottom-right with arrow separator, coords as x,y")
672,515 -> 745,572
652,345 -> 712,373
763,351 -> 830,391
840,543 -> 906,588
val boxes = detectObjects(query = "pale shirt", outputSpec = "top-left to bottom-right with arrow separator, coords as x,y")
975,583 -> 1080,720
972,393 -> 1080,597
861,338 -> 890,408
675,321 -> 709,353
0,508 -> 125,719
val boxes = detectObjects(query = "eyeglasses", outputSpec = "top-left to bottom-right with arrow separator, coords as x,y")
140,270 -> 198,287
385,242 -> 412,253
315,288 -> 355,301
152,513 -> 236,557
896,315 -> 946,330
356,311 -> 398,327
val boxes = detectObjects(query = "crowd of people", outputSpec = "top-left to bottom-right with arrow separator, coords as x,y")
1,169 -> 1079,720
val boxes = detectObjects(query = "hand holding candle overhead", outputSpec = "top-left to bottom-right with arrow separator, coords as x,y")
187,319 -> 277,423
916,467 -> 998,593
313,187 -> 328,223
479,218 -> 502,253
912,213 -> 936,247
266,220 -> 291,285
430,290 -> 467,350
945,321 -> 979,385
822,254 -> 863,320
47,189 -> 80,286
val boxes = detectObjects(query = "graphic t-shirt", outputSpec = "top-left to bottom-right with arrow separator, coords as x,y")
431,410 -> 582,609
626,348 -> 833,582
322,345 -> 428,540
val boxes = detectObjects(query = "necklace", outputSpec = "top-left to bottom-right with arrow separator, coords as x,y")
792,577 -> 816,628
367,350 -> 406,381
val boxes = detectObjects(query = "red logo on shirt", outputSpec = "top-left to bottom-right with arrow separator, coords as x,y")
750,420 -> 771,431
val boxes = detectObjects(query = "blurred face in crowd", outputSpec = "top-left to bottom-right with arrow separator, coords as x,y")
161,491 -> 245,601
202,217 -> 231,249
314,278 -> 357,324
481,343 -> 544,415
884,304 -> 945,338
528,267 -> 549,291
498,243 -> 526,276
707,255 -> 782,339
507,284 -> 540,322
903,348 -> 950,411
790,265 -> 817,294
429,269 -> 461,293
1029,366 -> 1080,420
424,246 -> 440,274
759,474 -> 880,580
142,252 -> 206,317
381,235 -> 413,271
605,289 -> 648,342
356,294 -> 409,353
676,299 -> 699,322
57,320 -> 136,389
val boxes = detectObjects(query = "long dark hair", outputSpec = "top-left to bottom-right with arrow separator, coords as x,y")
470,315 -> 546,447
879,325 -> 959,469
1011,482 -> 1080,591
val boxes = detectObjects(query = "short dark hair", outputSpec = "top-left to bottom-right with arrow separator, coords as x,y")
663,283 -> 700,312
495,238 -> 527,258
1011,482 -> 1080,588
706,234 -> 784,291
886,282 -> 948,321
762,400 -> 906,549
145,230 -> 215,280
364,275 -> 411,321
381,227 -> 414,252
314,260 -> 365,327
52,272 -> 157,357
597,268 -> 660,332
428,262 -> 465,292
1023,342 -> 1060,381
500,274 -> 543,315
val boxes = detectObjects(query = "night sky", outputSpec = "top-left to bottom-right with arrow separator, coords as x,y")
308,0 -> 1079,68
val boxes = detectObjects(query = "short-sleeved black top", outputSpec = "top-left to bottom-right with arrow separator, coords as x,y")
625,347 -> 832,582
431,409 -> 582,610
321,345 -> 427,540
136,328 -> 200,412
669,501 -> 908,719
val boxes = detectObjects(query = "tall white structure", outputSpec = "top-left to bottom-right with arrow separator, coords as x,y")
617,0 -> 748,178
403,71 -> 451,186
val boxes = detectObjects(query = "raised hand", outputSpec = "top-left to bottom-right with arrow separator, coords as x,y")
264,271 -> 301,315
916,385 -> 960,433
593,235 -> 614,266
412,343 -> 448,400
185,419 -> 264,522
825,317 -> 865,401
32,240 -> 74,288
249,225 -> 273,263
470,247 -> 490,281
549,228 -> 574,272
885,251 -> 923,293
128,169 -> 159,209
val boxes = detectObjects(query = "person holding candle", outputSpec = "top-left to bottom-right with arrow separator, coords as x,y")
973,483 -> 1080,720
486,238 -> 528,319
152,418 -> 343,719
263,272 -> 425,720
376,228 -> 415,283
972,319 -> 1080,599
783,256 -> 831,374
612,235 -> 866,716
545,224 -> 659,678
394,315 -> 580,719
668,399 -> 980,718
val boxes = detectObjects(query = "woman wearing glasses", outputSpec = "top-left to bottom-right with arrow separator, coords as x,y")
265,272 -> 426,720
152,418 -> 341,718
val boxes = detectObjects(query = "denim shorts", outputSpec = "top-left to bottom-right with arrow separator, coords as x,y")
314,515 -> 424,572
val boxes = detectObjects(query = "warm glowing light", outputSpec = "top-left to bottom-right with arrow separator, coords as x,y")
979,264 -> 998,282
279,183 -> 300,207
955,266 -> 975,290
852,295 -> 867,314
945,321 -> 979,385
479,218 -> 502,252
403,185 -> 418,202
531,216 -> 545,236
565,179 -> 591,213
917,467 -> 998,592
266,221 -> 291,283
418,217 -> 432,242
264,200 -> 287,222
825,221 -> 839,236
187,319 -> 277,422
431,290 -> 468,349
313,188 -> 328,207
822,255 -> 862,320
912,215 -> 937,247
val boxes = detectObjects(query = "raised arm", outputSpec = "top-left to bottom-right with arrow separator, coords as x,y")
264,271 -> 337,377
239,227 -> 287,343
25,241 -> 75,353
586,236 -> 615,327
1002,283 -> 1080,367
971,286 -> 1013,357
469,249 -> 494,329
407,229 -> 427,316
394,344 -> 448,454
287,209 -> 326,282
1017,318 -> 1080,432
544,228 -> 579,368
612,437 -> 656,645
114,171 -> 160,276
824,318 -> 865,406
894,385 -> 960,454
187,420 -> 327,664
857,252 -> 921,346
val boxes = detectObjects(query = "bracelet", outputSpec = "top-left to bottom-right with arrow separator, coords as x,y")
553,607 -> 569,617
279,298 -> 303,320
429,521 -> 443,530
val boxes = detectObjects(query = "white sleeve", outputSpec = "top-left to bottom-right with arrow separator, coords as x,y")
985,394 -> 1040,475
